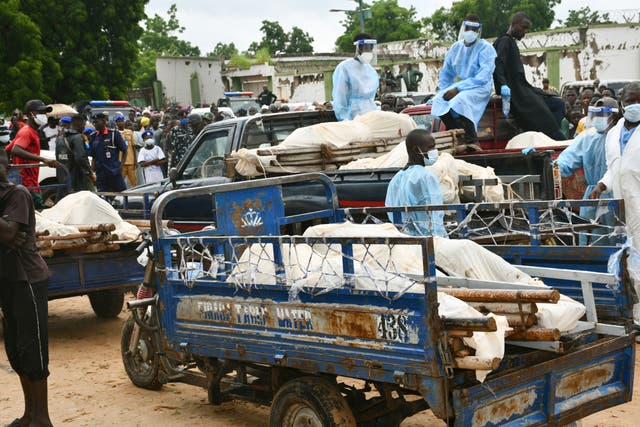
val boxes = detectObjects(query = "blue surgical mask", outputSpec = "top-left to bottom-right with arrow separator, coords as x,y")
424,149 -> 438,166
463,30 -> 479,44
623,103 -> 640,123
592,116 -> 610,133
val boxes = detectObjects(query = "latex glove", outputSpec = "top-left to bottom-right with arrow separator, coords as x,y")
521,147 -> 535,155
501,85 -> 511,98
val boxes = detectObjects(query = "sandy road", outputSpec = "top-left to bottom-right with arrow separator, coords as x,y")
0,296 -> 638,426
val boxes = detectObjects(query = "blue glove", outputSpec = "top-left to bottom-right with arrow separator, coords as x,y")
501,85 -> 511,98
521,147 -> 535,155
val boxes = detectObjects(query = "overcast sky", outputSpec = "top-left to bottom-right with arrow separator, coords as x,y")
145,1 -> 638,54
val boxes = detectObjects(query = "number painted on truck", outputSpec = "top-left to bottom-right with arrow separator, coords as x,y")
376,313 -> 410,343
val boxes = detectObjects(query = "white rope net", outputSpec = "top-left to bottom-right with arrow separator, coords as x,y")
164,236 -> 428,300
344,200 -> 625,246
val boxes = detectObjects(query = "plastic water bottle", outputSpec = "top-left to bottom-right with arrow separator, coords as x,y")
502,95 -> 510,118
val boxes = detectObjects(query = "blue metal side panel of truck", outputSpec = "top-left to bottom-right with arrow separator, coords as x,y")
47,247 -> 144,297
452,334 -> 635,426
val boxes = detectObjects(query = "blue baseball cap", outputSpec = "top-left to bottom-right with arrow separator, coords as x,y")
141,130 -> 154,139
60,116 -> 72,124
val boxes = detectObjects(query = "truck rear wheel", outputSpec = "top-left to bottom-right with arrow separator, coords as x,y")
269,376 -> 356,427
121,316 -> 162,390
88,289 -> 124,318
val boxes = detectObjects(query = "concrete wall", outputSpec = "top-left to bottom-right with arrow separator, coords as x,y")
156,57 -> 224,106
379,24 -> 640,93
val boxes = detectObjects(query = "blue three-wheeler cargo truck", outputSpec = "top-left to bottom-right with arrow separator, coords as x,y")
122,174 -> 636,427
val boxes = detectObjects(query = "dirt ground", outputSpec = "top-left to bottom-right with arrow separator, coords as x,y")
0,296 -> 638,427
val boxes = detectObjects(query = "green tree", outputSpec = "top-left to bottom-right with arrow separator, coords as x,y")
561,7 -> 613,27
285,27 -> 314,54
424,0 -> 561,42
136,3 -> 201,88
207,42 -> 238,59
335,0 -> 422,52
256,20 -> 288,55
0,0 -> 53,112
20,0 -> 146,102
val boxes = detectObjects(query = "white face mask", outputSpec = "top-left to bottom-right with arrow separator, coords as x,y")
623,103 -> 640,123
592,116 -> 610,133
34,113 -> 48,126
463,30 -> 479,44
359,52 -> 374,64
424,148 -> 438,166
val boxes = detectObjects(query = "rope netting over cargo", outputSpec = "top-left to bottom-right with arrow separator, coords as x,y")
343,199 -> 626,246
164,235 -> 431,300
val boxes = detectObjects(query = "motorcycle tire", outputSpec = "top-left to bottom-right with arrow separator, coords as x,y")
121,316 -> 162,390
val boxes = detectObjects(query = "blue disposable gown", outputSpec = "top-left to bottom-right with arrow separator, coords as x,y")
332,58 -> 379,121
385,165 -> 446,237
556,131 -> 615,245
431,39 -> 497,129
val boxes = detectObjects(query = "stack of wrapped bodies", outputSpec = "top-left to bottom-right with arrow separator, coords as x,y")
230,222 -> 586,381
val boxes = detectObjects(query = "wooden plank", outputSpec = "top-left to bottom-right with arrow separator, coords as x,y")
453,356 -> 501,370
506,328 -> 561,341
442,316 -> 497,332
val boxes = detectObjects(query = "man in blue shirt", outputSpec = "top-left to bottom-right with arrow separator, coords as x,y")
385,129 -> 446,237
556,97 -> 619,245
432,15 -> 496,144
332,33 -> 379,121
89,112 -> 127,192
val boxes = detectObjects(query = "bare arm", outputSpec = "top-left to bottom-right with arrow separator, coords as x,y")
11,145 -> 61,168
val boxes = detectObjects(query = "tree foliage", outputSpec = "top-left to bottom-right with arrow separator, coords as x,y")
136,3 -> 200,88
423,0 -> 561,42
286,27 -> 314,54
0,0 -> 51,112
560,7 -> 613,27
207,42 -> 238,59
18,0 -> 146,102
335,0 -> 422,52
247,21 -> 314,55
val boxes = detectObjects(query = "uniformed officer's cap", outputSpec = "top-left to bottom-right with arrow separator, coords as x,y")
92,112 -> 108,120
24,99 -> 53,113
114,114 -> 126,122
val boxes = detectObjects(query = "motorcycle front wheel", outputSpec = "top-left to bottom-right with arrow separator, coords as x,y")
121,315 -> 162,390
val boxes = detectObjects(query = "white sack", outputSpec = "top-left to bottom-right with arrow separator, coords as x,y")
505,131 -> 575,149
35,212 -> 79,236
454,159 -> 504,202
274,110 -> 415,151
40,191 -> 139,241
433,237 -> 586,331
229,148 -> 273,177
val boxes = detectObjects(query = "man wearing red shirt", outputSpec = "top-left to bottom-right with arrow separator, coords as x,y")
7,100 -> 60,209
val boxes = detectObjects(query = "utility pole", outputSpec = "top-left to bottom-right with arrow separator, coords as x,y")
357,0 -> 365,32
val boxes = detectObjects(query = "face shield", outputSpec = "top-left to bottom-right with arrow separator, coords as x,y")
458,20 -> 482,45
354,39 -> 377,65
587,105 -> 618,133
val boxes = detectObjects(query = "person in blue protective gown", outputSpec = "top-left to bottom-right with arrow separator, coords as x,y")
385,129 -> 447,237
432,15 -> 496,144
556,97 -> 620,245
332,33 -> 379,121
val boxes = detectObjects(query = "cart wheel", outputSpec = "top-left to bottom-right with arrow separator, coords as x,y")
121,316 -> 162,390
88,289 -> 124,318
269,376 -> 356,427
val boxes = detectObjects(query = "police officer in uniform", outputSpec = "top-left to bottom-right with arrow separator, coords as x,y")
55,115 -> 95,200
88,112 -> 127,192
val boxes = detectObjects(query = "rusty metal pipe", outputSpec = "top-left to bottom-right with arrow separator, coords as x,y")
468,302 -> 538,315
506,328 -> 561,341
440,288 -> 559,304
453,356 -> 501,370
442,316 -> 497,332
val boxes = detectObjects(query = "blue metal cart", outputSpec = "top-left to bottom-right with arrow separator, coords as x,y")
124,174 -> 635,426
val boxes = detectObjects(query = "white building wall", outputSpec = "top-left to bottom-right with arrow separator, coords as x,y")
156,57 -> 225,106
381,24 -> 640,93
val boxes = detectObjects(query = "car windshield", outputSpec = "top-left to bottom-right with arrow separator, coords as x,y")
229,98 -> 261,114
410,113 -> 435,132
181,129 -> 231,179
